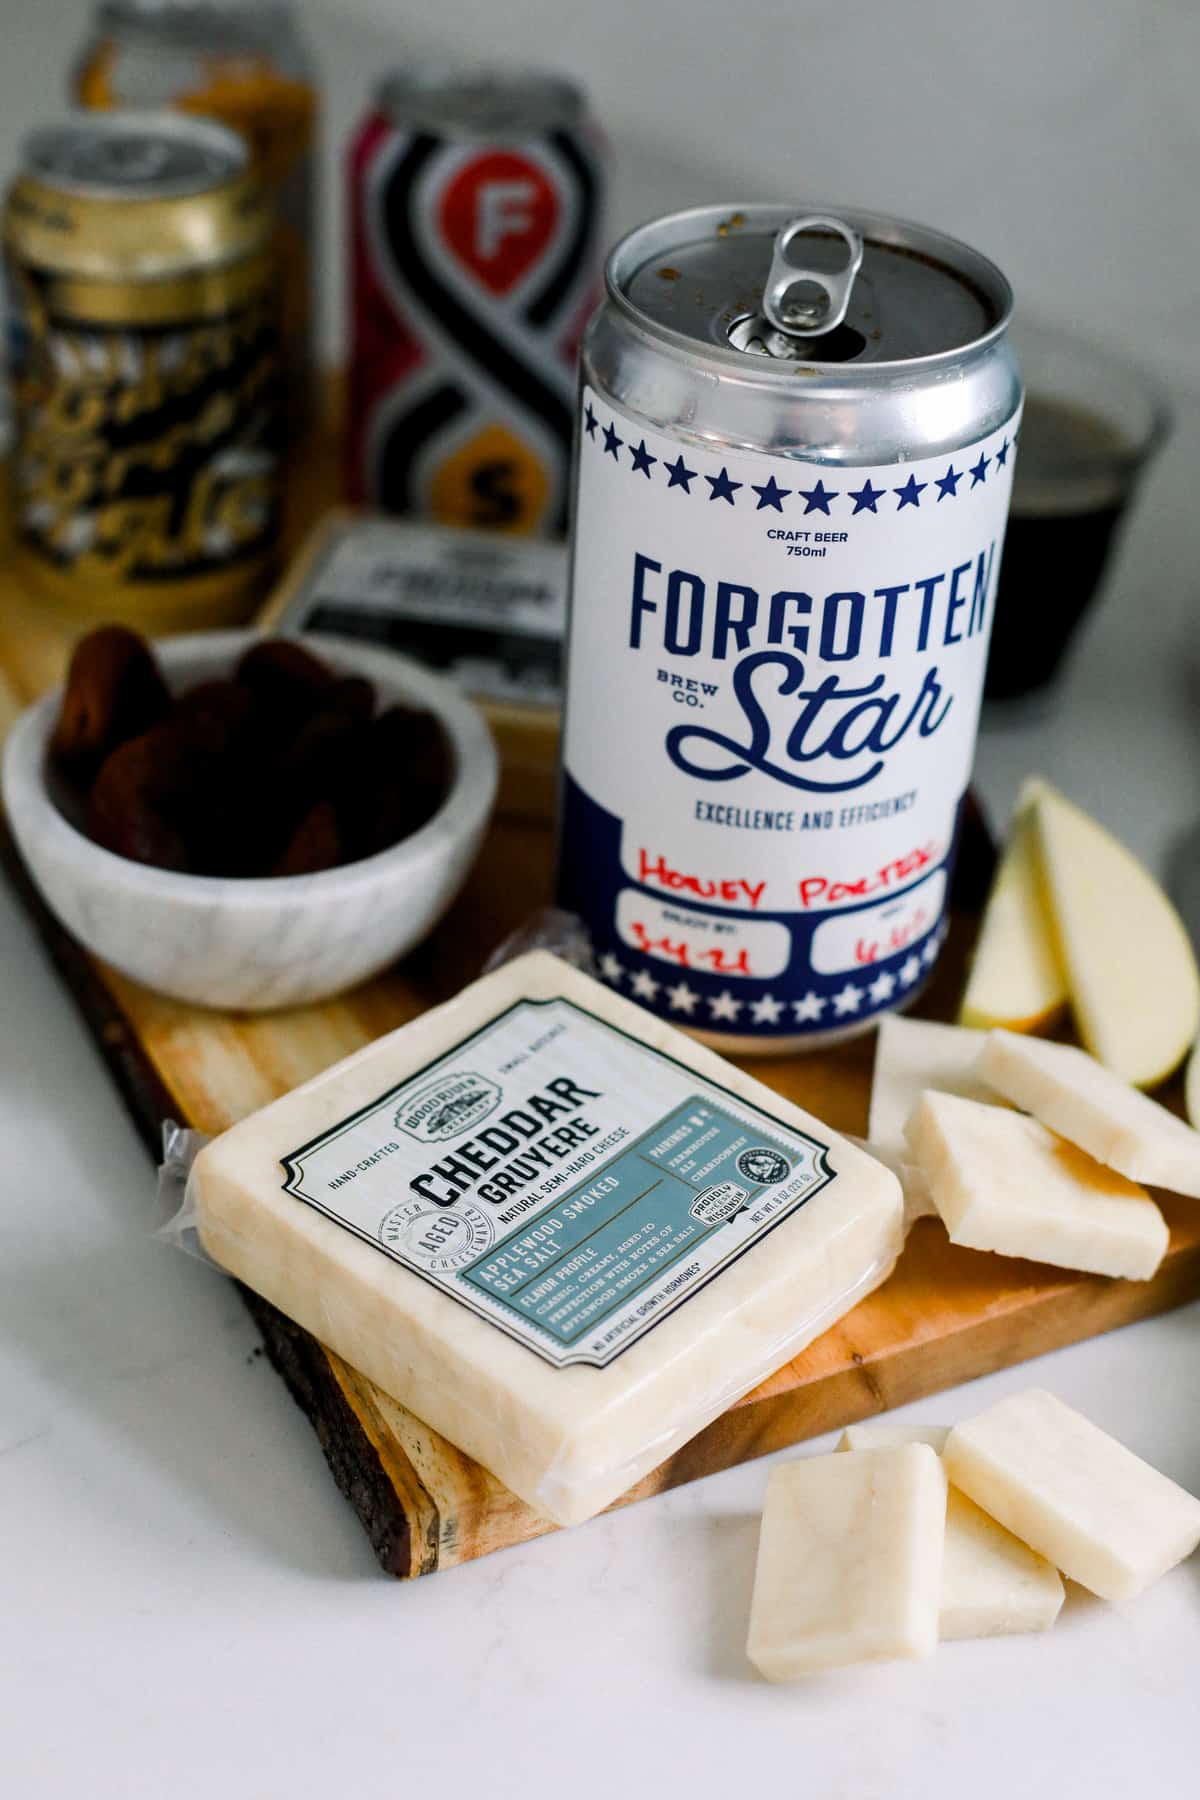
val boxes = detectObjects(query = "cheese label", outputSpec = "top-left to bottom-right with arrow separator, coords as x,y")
280,997 -> 835,1367
272,517 -> 566,709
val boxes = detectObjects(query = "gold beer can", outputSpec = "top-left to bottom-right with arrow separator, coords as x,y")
3,112 -> 282,629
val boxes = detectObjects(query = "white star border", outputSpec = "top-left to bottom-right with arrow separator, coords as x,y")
583,395 -> 1017,521
592,921 -> 949,1029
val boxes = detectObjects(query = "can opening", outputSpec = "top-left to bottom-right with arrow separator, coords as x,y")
92,136 -> 174,186
726,313 -> 868,362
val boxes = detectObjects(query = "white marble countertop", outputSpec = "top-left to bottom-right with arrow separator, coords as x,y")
5,403 -> 1200,1799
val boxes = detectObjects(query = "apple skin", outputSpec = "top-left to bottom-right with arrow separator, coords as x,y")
959,803 -> 1068,1035
1185,1042 -> 1200,1130
1032,782 -> 1200,1090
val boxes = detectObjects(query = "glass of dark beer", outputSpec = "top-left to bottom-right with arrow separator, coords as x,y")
985,320 -> 1170,701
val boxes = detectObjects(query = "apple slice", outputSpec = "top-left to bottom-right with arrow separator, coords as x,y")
1032,781 -> 1200,1087
1186,1042 -> 1200,1130
960,799 -> 1067,1032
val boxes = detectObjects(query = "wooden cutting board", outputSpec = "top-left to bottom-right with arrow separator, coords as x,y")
4,434 -> 1200,1579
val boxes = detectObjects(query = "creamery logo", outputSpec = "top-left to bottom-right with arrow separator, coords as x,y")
394,1072 -> 501,1143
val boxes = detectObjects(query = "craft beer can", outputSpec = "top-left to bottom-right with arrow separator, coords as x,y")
558,205 -> 1021,1052
3,112 -> 281,629
347,67 -> 606,536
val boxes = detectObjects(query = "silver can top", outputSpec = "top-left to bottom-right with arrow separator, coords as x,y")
21,111 -> 247,201
611,203 -> 1011,372
96,1 -> 298,36
376,66 -> 586,137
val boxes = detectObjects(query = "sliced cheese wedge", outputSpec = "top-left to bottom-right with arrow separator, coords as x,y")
837,1422 -> 1064,1639
868,1014 -> 993,1155
944,1389 -> 1200,1601
1031,779 -> 1200,1087
960,802 -> 1067,1032
906,1089 -> 1168,1280
747,1446 -> 946,1677
191,951 -> 903,1528
980,1029 -> 1200,1199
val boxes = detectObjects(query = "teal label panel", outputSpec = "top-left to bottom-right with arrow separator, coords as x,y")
462,1095 -> 795,1349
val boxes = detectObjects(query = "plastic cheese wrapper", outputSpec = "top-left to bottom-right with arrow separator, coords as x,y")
158,952 -> 904,1527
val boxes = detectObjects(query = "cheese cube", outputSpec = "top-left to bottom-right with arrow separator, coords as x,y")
906,1090 -> 1168,1280
980,1029 -> 1200,1199
937,1490 -> 1065,1638
944,1389 -> 1200,1601
747,1446 -> 946,1678
837,1422 -> 1064,1638
868,1015 -> 993,1154
191,952 -> 903,1527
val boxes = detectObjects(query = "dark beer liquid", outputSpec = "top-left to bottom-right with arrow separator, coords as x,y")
986,395 -> 1132,699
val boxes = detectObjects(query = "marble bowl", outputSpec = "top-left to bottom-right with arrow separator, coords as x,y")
2,630 -> 498,1011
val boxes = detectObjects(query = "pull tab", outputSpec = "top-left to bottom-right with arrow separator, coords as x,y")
762,215 -> 864,337
95,135 -> 173,185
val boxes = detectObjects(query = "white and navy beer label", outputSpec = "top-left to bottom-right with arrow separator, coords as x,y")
558,386 -> 1021,1041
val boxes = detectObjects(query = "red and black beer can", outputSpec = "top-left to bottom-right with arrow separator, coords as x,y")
346,67 -> 606,537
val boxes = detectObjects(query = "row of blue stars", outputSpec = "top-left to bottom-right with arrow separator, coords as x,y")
583,404 -> 1012,514
596,927 -> 945,1024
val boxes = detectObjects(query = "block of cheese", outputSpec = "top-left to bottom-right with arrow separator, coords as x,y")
190,951 -> 903,1527
837,1422 -> 1064,1639
868,1015 -> 994,1154
906,1090 -> 1168,1280
944,1389 -> 1200,1601
747,1446 -> 946,1678
980,1029 -> 1200,1199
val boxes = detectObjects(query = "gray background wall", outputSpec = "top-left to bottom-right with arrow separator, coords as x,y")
4,0 -> 1197,386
